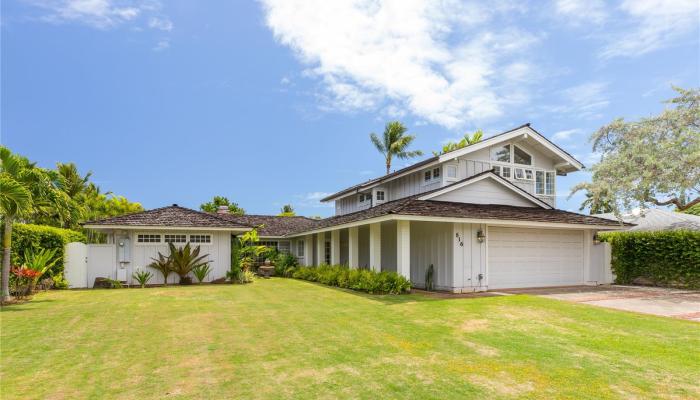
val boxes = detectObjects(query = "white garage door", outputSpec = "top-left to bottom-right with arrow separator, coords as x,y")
488,227 -> 584,289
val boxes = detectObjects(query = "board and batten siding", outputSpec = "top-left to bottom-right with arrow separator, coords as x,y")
409,221 -> 453,290
430,178 -> 539,207
129,230 -> 231,285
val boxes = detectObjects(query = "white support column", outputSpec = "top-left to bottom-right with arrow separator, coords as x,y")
369,222 -> 381,271
396,220 -> 410,280
304,235 -> 314,266
316,233 -> 325,266
348,226 -> 359,269
331,230 -> 341,265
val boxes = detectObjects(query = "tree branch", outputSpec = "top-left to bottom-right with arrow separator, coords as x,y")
648,197 -> 700,211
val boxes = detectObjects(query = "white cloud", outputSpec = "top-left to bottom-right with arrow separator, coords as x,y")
544,82 -> 610,120
148,16 -> 172,31
28,0 -> 171,30
554,0 -> 607,25
153,39 -> 169,51
600,0 -> 699,58
551,128 -> 581,141
294,191 -> 334,208
260,0 -> 540,129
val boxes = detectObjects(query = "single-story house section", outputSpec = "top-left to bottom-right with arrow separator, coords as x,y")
595,208 -> 700,231
82,123 -> 633,291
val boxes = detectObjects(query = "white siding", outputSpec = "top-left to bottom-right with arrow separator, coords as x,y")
429,178 -> 540,207
380,221 -> 397,272
451,223 -> 487,290
409,222 -> 453,290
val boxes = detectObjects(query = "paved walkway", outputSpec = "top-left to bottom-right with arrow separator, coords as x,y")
502,285 -> 700,321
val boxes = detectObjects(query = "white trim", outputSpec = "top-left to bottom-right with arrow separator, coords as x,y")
135,232 -> 162,245
83,224 -> 250,232
512,144 -> 534,166
420,166 -> 442,186
417,173 -> 552,209
438,126 -> 583,170
188,234 -> 213,245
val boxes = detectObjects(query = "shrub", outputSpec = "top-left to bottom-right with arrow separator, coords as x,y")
275,252 -> 298,276
192,264 -> 212,283
291,264 -> 410,294
132,269 -> 153,288
168,243 -> 209,285
7,223 -> 85,281
599,230 -> 700,288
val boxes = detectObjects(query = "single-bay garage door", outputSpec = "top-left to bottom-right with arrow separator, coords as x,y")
488,227 -> 584,289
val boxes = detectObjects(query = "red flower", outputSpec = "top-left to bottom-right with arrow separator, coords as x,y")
11,267 -> 41,279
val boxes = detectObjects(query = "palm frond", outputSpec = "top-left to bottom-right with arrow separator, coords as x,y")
369,133 -> 386,154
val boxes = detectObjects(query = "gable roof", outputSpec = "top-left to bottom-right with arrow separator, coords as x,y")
417,171 -> 553,209
213,214 -> 322,237
82,205 -> 253,230
321,123 -> 583,202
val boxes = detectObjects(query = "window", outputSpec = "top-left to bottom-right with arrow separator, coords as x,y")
493,165 -> 501,176
297,240 -> 305,257
491,144 -> 511,162
525,169 -> 533,180
513,145 -> 532,165
137,234 -> 161,243
514,168 -> 534,181
423,167 -> 441,185
324,241 -> 331,265
432,167 -> 440,179
376,191 -> 385,201
535,171 -> 555,195
164,234 -> 186,243
501,166 -> 511,179
424,170 -> 432,182
446,165 -> 457,179
359,193 -> 372,203
189,234 -> 211,244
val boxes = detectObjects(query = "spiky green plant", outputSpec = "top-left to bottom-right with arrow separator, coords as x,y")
168,242 -> 209,285
23,248 -> 60,288
132,269 -> 153,288
148,252 -> 173,286
192,263 -> 212,284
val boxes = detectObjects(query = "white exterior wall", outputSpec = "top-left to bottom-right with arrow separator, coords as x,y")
430,178 -> 539,207
409,221 -> 454,290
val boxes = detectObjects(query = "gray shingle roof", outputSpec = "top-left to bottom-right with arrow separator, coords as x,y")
596,208 -> 700,231
83,205 -> 252,229
213,214 -> 321,237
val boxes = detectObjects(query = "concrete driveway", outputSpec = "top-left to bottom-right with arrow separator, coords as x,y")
501,285 -> 700,321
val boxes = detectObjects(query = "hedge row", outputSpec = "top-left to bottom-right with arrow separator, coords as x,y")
289,265 -> 411,294
599,230 -> 700,289
6,223 -> 86,278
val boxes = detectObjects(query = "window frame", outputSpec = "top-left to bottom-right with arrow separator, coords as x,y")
188,234 -> 213,245
375,190 -> 385,202
421,167 -> 442,186
535,170 -> 556,196
490,144 -> 512,163
513,145 -> 534,166
163,233 -> 187,244
514,167 -> 534,181
136,233 -> 162,245
297,240 -> 305,257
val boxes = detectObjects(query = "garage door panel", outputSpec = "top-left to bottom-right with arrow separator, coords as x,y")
488,227 -> 584,289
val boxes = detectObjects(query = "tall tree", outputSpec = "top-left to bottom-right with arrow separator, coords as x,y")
370,121 -> 423,175
433,130 -> 483,155
571,87 -> 700,215
579,189 -> 614,215
200,196 -> 245,215
279,204 -> 295,217
0,146 -> 67,301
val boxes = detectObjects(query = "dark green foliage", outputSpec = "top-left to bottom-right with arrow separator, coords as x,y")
192,264 -> 212,283
275,252 -> 298,276
7,223 -> 85,278
132,269 -> 153,288
425,264 -> 434,291
168,242 -> 209,285
599,230 -> 700,288
291,264 -> 411,294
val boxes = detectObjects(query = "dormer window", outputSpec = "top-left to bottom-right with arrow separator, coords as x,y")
422,167 -> 441,185
513,145 -> 533,165
359,193 -> 372,204
376,191 -> 385,201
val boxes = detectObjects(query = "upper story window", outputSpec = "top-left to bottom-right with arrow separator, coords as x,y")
164,234 -> 187,243
513,145 -> 533,165
189,234 -> 211,244
376,191 -> 385,201
359,193 -> 372,203
491,144 -> 511,162
446,165 -> 457,179
137,234 -> 161,243
535,171 -> 555,195
422,167 -> 441,185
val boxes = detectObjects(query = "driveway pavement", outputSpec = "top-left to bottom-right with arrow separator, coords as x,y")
501,285 -> 700,321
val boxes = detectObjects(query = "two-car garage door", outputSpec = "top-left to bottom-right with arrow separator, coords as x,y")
488,227 -> 584,289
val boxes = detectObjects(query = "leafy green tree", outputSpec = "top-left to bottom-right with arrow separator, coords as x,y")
433,130 -> 483,156
682,203 -> 700,216
370,121 -> 423,175
571,87 -> 700,215
278,204 -> 296,216
200,196 -> 245,215
1,146 -> 67,301
579,189 -> 615,215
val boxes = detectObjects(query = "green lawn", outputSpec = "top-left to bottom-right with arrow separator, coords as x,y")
2,279 -> 699,399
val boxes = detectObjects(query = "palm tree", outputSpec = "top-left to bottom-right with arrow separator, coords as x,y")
370,121 -> 423,175
148,252 -> 173,286
433,130 -> 483,156
168,242 -> 209,285
0,146 -> 65,301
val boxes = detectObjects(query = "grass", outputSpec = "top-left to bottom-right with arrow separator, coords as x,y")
1,279 -> 699,399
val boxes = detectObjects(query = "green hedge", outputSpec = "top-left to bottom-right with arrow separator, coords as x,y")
289,264 -> 411,294
6,223 -> 86,278
599,230 -> 700,288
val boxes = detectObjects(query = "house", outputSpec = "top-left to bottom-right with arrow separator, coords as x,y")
82,123 -> 628,291
595,208 -> 700,231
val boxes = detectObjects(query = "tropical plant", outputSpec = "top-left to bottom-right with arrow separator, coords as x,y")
168,242 -> 209,285
275,252 -> 298,276
570,87 -> 700,217
148,252 -> 173,286
278,204 -> 296,216
192,263 -> 212,283
235,229 -> 268,272
22,248 -> 60,289
132,269 -> 153,288
433,130 -> 484,155
425,264 -> 435,291
200,196 -> 245,215
370,121 -> 424,175
10,266 -> 41,299
579,189 -> 615,214
291,265 -> 411,294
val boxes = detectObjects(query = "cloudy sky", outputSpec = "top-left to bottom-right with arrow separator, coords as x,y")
2,0 -> 698,216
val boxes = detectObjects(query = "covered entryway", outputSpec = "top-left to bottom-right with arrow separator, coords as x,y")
487,227 -> 584,289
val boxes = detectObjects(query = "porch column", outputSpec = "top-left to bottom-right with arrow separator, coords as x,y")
331,230 -> 341,265
348,226 -> 359,269
396,220 -> 410,280
369,222 -> 381,271
316,233 -> 325,266
304,234 -> 314,266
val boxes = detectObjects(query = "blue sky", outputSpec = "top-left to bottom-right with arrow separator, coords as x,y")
2,0 -> 698,217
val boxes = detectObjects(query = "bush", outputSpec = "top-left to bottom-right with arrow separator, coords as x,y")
7,223 -> 86,280
599,230 -> 700,288
291,264 -> 411,294
275,252 -> 298,276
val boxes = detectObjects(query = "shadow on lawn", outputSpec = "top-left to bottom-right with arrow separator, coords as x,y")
0,298 -> 56,311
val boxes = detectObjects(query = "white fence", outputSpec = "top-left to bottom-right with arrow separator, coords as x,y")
64,242 -> 117,288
